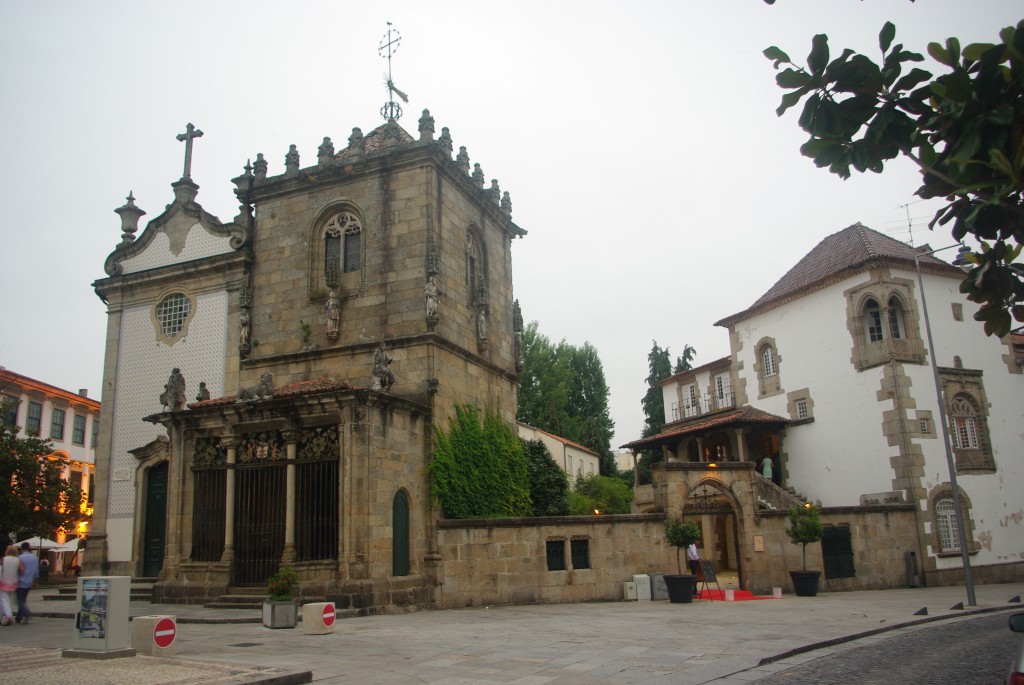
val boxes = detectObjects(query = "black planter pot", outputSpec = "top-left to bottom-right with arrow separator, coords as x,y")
664,574 -> 698,603
790,570 -> 821,597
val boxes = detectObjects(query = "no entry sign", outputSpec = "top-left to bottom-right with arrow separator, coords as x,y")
153,617 -> 176,648
322,603 -> 336,627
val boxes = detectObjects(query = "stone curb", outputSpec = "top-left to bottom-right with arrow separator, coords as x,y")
758,602 -> 1022,666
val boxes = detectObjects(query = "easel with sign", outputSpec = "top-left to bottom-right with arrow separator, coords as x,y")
697,561 -> 721,601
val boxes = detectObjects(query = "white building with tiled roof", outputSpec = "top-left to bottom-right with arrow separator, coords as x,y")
626,223 -> 1023,589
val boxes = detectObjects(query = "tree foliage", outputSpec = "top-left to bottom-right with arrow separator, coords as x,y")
674,344 -> 697,374
428,405 -> 531,519
786,504 -> 825,571
517,322 -> 617,475
641,341 -> 672,437
522,439 -> 570,516
766,20 -> 1024,336
568,473 -> 634,515
637,341 -> 696,484
664,518 -> 701,575
0,400 -> 84,538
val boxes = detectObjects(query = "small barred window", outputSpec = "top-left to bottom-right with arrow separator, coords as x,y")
156,293 -> 191,337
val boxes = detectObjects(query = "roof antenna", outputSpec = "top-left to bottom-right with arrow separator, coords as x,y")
896,201 -> 914,247
379,22 -> 407,121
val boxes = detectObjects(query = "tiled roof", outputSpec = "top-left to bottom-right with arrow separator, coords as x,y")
338,121 -> 416,159
519,422 -> 600,456
658,356 -> 730,387
188,377 -> 355,409
716,223 -> 966,326
620,405 -> 788,450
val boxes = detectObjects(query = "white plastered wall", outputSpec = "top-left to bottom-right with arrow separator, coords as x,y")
105,290 -> 228,562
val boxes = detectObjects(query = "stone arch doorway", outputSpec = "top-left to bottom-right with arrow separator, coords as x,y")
682,480 -> 742,587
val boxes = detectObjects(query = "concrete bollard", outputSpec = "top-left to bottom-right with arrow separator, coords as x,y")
773,587 -> 783,599
302,602 -> 336,635
131,615 -> 177,656
725,589 -> 735,601
632,574 -> 651,601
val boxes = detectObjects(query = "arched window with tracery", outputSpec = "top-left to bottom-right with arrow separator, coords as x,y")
465,227 -> 486,305
950,395 -> 979,450
323,211 -> 362,286
864,298 -> 883,343
761,345 -> 777,377
888,295 -> 906,339
934,497 -> 961,551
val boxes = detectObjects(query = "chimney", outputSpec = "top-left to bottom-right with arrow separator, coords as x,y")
78,389 -> 88,397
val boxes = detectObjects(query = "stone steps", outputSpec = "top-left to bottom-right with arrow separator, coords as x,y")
43,578 -> 155,602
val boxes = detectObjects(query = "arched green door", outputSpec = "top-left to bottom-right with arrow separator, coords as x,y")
392,490 -> 409,576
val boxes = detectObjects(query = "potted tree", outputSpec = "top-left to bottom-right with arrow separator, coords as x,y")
262,566 -> 300,628
663,517 -> 701,603
786,503 -> 824,596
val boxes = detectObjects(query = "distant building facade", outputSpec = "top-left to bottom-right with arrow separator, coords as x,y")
518,422 -> 600,479
0,367 -> 98,540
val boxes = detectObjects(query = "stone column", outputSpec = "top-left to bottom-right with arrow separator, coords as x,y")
695,437 -> 705,462
282,429 -> 298,564
734,428 -> 748,462
221,437 -> 237,564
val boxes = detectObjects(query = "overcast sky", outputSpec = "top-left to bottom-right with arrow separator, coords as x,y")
1,1 -> 1019,449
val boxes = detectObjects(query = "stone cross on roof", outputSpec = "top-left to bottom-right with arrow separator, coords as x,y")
176,123 -> 204,180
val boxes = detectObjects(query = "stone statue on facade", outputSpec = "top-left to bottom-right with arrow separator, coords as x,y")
159,368 -> 187,410
424,276 -> 440,319
455,146 -> 470,174
239,309 -> 250,349
324,291 -> 341,340
284,145 -> 300,176
477,307 -> 489,344
317,137 -> 335,166
237,373 -> 275,402
418,109 -> 435,142
471,163 -> 485,188
196,382 -> 211,402
347,127 -> 365,162
438,127 -> 453,157
253,153 -> 268,182
372,340 -> 396,392
501,191 -> 512,217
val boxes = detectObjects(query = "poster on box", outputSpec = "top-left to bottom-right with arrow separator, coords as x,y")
76,578 -> 109,639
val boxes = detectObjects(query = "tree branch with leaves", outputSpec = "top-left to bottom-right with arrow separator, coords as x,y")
766,19 -> 1024,336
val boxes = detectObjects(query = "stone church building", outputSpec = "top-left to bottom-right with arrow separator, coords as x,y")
88,110 -> 534,606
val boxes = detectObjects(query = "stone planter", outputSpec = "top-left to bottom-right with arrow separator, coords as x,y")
262,600 -> 298,629
664,574 -> 698,603
789,570 -> 821,597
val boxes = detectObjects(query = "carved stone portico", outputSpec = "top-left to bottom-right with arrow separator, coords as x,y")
143,379 -> 432,605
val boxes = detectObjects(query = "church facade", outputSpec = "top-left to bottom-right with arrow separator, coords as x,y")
88,112 -> 527,607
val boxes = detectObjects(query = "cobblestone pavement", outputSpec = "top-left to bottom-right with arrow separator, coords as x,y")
1,583 -> 1021,684
748,612 -> 1019,684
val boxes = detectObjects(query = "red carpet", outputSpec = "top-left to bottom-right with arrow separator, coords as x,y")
695,588 -> 774,601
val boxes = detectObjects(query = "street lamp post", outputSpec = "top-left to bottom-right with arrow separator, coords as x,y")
914,243 -> 976,607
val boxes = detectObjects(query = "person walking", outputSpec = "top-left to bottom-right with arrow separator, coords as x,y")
0,545 -> 21,625
15,542 -> 39,624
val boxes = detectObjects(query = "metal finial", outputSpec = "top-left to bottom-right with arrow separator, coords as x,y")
379,22 -> 406,121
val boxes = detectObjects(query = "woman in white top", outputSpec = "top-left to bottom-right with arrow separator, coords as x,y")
0,545 -> 23,625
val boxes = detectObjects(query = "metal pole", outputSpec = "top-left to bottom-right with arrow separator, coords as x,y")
914,247 -> 976,606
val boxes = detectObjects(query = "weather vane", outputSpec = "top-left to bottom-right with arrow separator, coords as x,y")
379,22 -> 408,121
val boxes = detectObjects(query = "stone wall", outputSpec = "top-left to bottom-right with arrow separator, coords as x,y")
435,514 -> 673,608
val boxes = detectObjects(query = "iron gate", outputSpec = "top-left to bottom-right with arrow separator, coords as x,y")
233,463 -> 287,586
